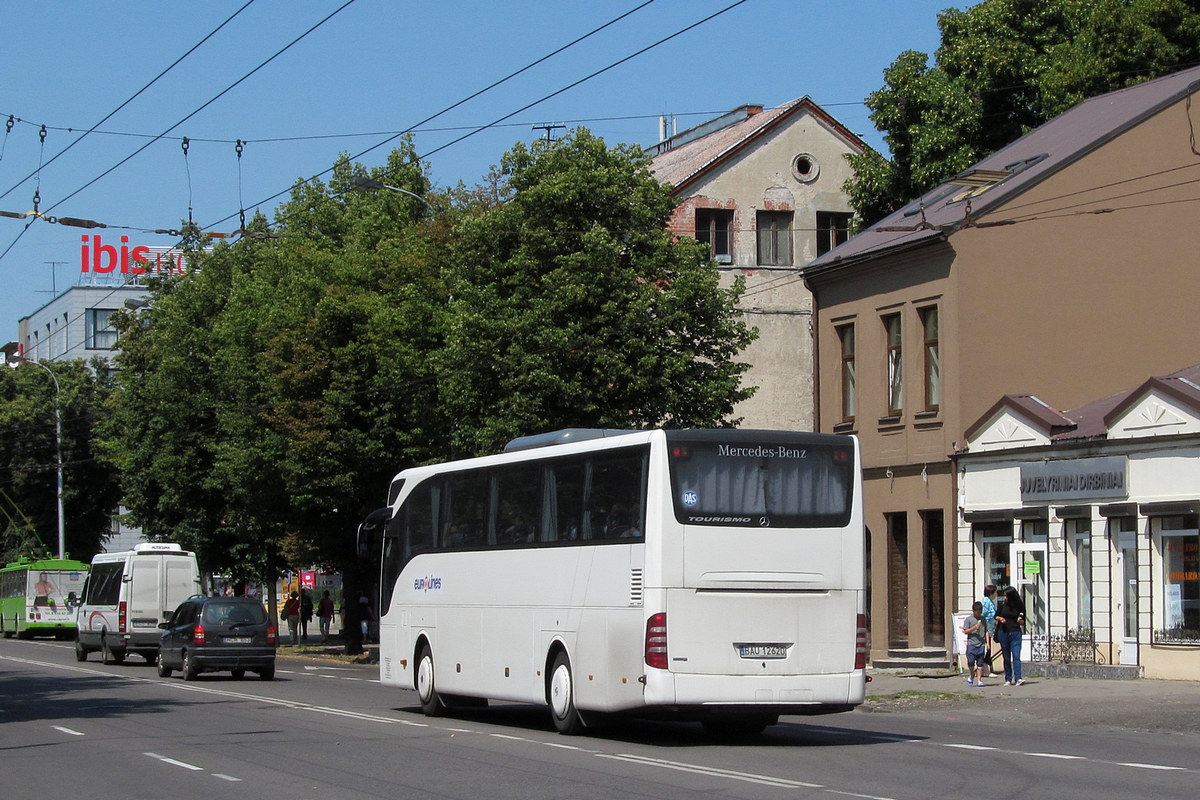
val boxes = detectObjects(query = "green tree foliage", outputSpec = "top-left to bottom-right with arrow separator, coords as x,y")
846,0 -> 1200,225
0,360 -> 120,563
440,128 -> 756,456
110,143 -> 447,582
109,131 -> 755,580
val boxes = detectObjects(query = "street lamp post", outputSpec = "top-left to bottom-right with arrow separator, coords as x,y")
347,176 -> 437,215
6,355 -> 65,559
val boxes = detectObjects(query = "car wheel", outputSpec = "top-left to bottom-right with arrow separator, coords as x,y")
416,643 -> 445,716
156,648 -> 173,678
258,661 -> 275,681
549,651 -> 585,735
231,669 -> 245,680
75,638 -> 88,662
182,650 -> 199,681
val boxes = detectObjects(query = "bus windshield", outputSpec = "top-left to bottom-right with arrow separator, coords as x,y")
667,433 -> 855,528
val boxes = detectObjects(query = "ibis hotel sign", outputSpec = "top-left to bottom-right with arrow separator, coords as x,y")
79,234 -> 190,275
1019,456 -> 1128,502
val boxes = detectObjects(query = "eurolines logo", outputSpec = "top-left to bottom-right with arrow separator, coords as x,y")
414,575 -> 442,592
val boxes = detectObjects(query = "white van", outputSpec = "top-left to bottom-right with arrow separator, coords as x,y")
75,542 -> 203,664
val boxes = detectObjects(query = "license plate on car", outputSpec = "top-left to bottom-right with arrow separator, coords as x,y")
738,644 -> 788,659
224,636 -> 253,645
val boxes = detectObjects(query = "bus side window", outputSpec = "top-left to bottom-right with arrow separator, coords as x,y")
589,450 -> 648,540
445,472 -> 489,548
549,458 -> 586,542
495,462 -> 542,545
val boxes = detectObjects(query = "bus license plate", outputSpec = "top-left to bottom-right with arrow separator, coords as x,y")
738,644 -> 788,659
224,636 -> 252,645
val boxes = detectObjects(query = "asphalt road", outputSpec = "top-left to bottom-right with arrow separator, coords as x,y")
2,637 -> 1198,800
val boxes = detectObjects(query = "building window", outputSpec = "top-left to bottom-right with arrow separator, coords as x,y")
837,323 -> 856,422
695,208 -> 734,263
1159,515 -> 1199,643
756,211 -> 792,266
86,309 -> 118,350
816,211 -> 853,256
1068,518 -> 1092,630
884,313 -> 902,415
920,306 -> 940,411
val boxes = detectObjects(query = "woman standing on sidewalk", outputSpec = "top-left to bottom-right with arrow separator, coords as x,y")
995,586 -> 1027,685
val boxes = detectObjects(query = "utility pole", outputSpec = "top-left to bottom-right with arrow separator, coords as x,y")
532,123 -> 566,142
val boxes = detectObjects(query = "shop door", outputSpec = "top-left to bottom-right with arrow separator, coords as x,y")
1118,534 -> 1139,666
887,514 -> 908,648
1011,543 -> 1047,661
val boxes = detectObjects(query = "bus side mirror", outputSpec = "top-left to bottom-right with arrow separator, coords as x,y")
357,507 -> 393,560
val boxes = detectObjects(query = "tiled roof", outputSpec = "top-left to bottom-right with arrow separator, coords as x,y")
649,98 -> 864,192
804,64 -> 1200,273
975,362 -> 1200,444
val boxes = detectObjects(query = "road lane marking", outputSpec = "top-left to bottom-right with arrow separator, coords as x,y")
145,752 -> 203,771
1024,752 -> 1085,760
213,774 -> 242,782
944,744 -> 995,751
599,753 -> 825,790
51,725 -> 85,736
1118,762 -> 1186,771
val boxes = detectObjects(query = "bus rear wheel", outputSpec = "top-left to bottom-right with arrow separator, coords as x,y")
416,643 -> 445,716
549,652 -> 585,735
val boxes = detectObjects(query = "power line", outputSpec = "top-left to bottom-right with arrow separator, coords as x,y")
203,0 -> 751,231
201,0 -> 672,230
0,1 -> 258,205
0,0 -> 360,267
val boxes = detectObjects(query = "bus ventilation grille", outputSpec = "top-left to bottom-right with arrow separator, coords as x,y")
629,568 -> 644,606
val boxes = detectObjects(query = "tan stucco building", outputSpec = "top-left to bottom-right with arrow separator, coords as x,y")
650,100 -> 864,430
802,65 -> 1200,669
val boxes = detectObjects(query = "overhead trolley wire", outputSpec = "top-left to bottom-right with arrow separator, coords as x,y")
13,0 -> 669,366
0,0 -> 258,205
0,0 -> 358,266
202,0 -> 750,231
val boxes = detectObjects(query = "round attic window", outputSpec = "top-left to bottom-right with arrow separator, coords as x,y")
792,153 -> 820,183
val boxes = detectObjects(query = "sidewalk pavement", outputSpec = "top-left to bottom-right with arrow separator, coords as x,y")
864,667 -> 1200,734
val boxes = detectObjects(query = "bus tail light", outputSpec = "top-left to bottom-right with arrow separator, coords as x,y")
855,614 -> 867,670
645,612 -> 668,669
118,601 -> 127,633
193,624 -> 206,644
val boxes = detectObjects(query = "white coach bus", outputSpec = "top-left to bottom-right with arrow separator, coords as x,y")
369,428 -> 866,735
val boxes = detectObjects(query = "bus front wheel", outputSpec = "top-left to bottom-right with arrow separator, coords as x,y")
416,643 -> 445,716
549,652 -> 585,735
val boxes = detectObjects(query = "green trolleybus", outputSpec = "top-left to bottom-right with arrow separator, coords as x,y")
0,557 -> 89,639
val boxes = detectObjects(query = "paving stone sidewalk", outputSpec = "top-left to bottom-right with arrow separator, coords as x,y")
863,668 -> 1200,734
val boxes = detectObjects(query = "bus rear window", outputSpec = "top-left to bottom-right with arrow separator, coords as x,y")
668,437 -> 854,528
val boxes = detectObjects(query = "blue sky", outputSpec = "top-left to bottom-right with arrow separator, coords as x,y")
0,0 -> 964,338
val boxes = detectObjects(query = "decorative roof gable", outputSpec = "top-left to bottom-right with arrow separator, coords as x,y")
963,394 -> 1075,452
1105,372 -> 1200,439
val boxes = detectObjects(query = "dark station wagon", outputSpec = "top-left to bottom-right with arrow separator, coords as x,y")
157,596 -> 277,681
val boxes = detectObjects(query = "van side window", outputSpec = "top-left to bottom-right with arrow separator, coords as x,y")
87,562 -> 124,605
